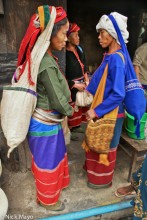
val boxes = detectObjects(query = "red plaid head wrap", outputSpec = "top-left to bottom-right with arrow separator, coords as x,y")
55,7 -> 67,23
67,23 -> 80,37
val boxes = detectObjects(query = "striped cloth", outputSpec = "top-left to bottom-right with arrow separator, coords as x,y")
84,147 -> 117,187
84,117 -> 124,187
27,117 -> 70,205
68,103 -> 88,129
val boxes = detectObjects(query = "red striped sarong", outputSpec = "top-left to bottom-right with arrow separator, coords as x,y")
68,103 -> 89,129
84,147 -> 117,187
32,155 -> 69,205
28,117 -> 70,205
83,116 -> 124,187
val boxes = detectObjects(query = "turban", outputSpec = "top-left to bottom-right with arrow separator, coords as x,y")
55,7 -> 67,23
36,6 -> 67,31
17,5 -> 67,84
67,23 -> 80,37
96,12 -> 129,44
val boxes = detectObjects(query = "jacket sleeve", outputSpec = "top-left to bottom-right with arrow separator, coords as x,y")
133,46 -> 143,67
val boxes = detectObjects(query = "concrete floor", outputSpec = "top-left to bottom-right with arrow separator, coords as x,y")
0,127 -> 138,220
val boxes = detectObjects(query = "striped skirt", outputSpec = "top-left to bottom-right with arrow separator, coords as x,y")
68,103 -> 89,129
27,117 -> 70,205
84,117 -> 124,187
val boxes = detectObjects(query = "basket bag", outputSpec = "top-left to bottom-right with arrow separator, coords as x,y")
75,90 -> 93,107
82,64 -> 118,154
0,8 -> 56,157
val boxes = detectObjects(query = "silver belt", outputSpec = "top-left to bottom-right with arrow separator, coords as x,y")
33,108 -> 65,123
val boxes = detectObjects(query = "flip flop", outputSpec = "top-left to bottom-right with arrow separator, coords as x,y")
114,189 -> 136,198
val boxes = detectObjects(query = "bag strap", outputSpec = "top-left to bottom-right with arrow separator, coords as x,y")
72,48 -> 85,76
116,52 -> 125,63
90,63 -> 119,119
90,64 -> 108,109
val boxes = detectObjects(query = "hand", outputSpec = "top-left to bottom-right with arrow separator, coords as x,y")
74,83 -> 86,91
84,73 -> 90,86
86,109 -> 96,121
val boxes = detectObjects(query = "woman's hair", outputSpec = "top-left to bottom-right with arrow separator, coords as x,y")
51,17 -> 68,37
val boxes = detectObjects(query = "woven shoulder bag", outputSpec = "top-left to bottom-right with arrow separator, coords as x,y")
1,8 -> 56,157
82,64 -> 118,154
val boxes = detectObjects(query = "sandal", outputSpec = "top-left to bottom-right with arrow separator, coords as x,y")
115,184 -> 136,198
38,200 -> 65,211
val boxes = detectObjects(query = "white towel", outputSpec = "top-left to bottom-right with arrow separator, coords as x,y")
96,12 -> 129,44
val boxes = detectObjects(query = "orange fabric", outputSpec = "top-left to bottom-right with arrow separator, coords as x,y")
38,6 -> 45,32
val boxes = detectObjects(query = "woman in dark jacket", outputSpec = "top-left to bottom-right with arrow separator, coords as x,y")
66,23 -> 89,140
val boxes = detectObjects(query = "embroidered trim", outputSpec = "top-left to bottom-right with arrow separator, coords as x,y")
125,79 -> 143,92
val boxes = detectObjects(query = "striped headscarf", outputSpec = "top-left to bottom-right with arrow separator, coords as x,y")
67,23 -> 80,37
37,6 -> 67,31
17,5 -> 67,85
